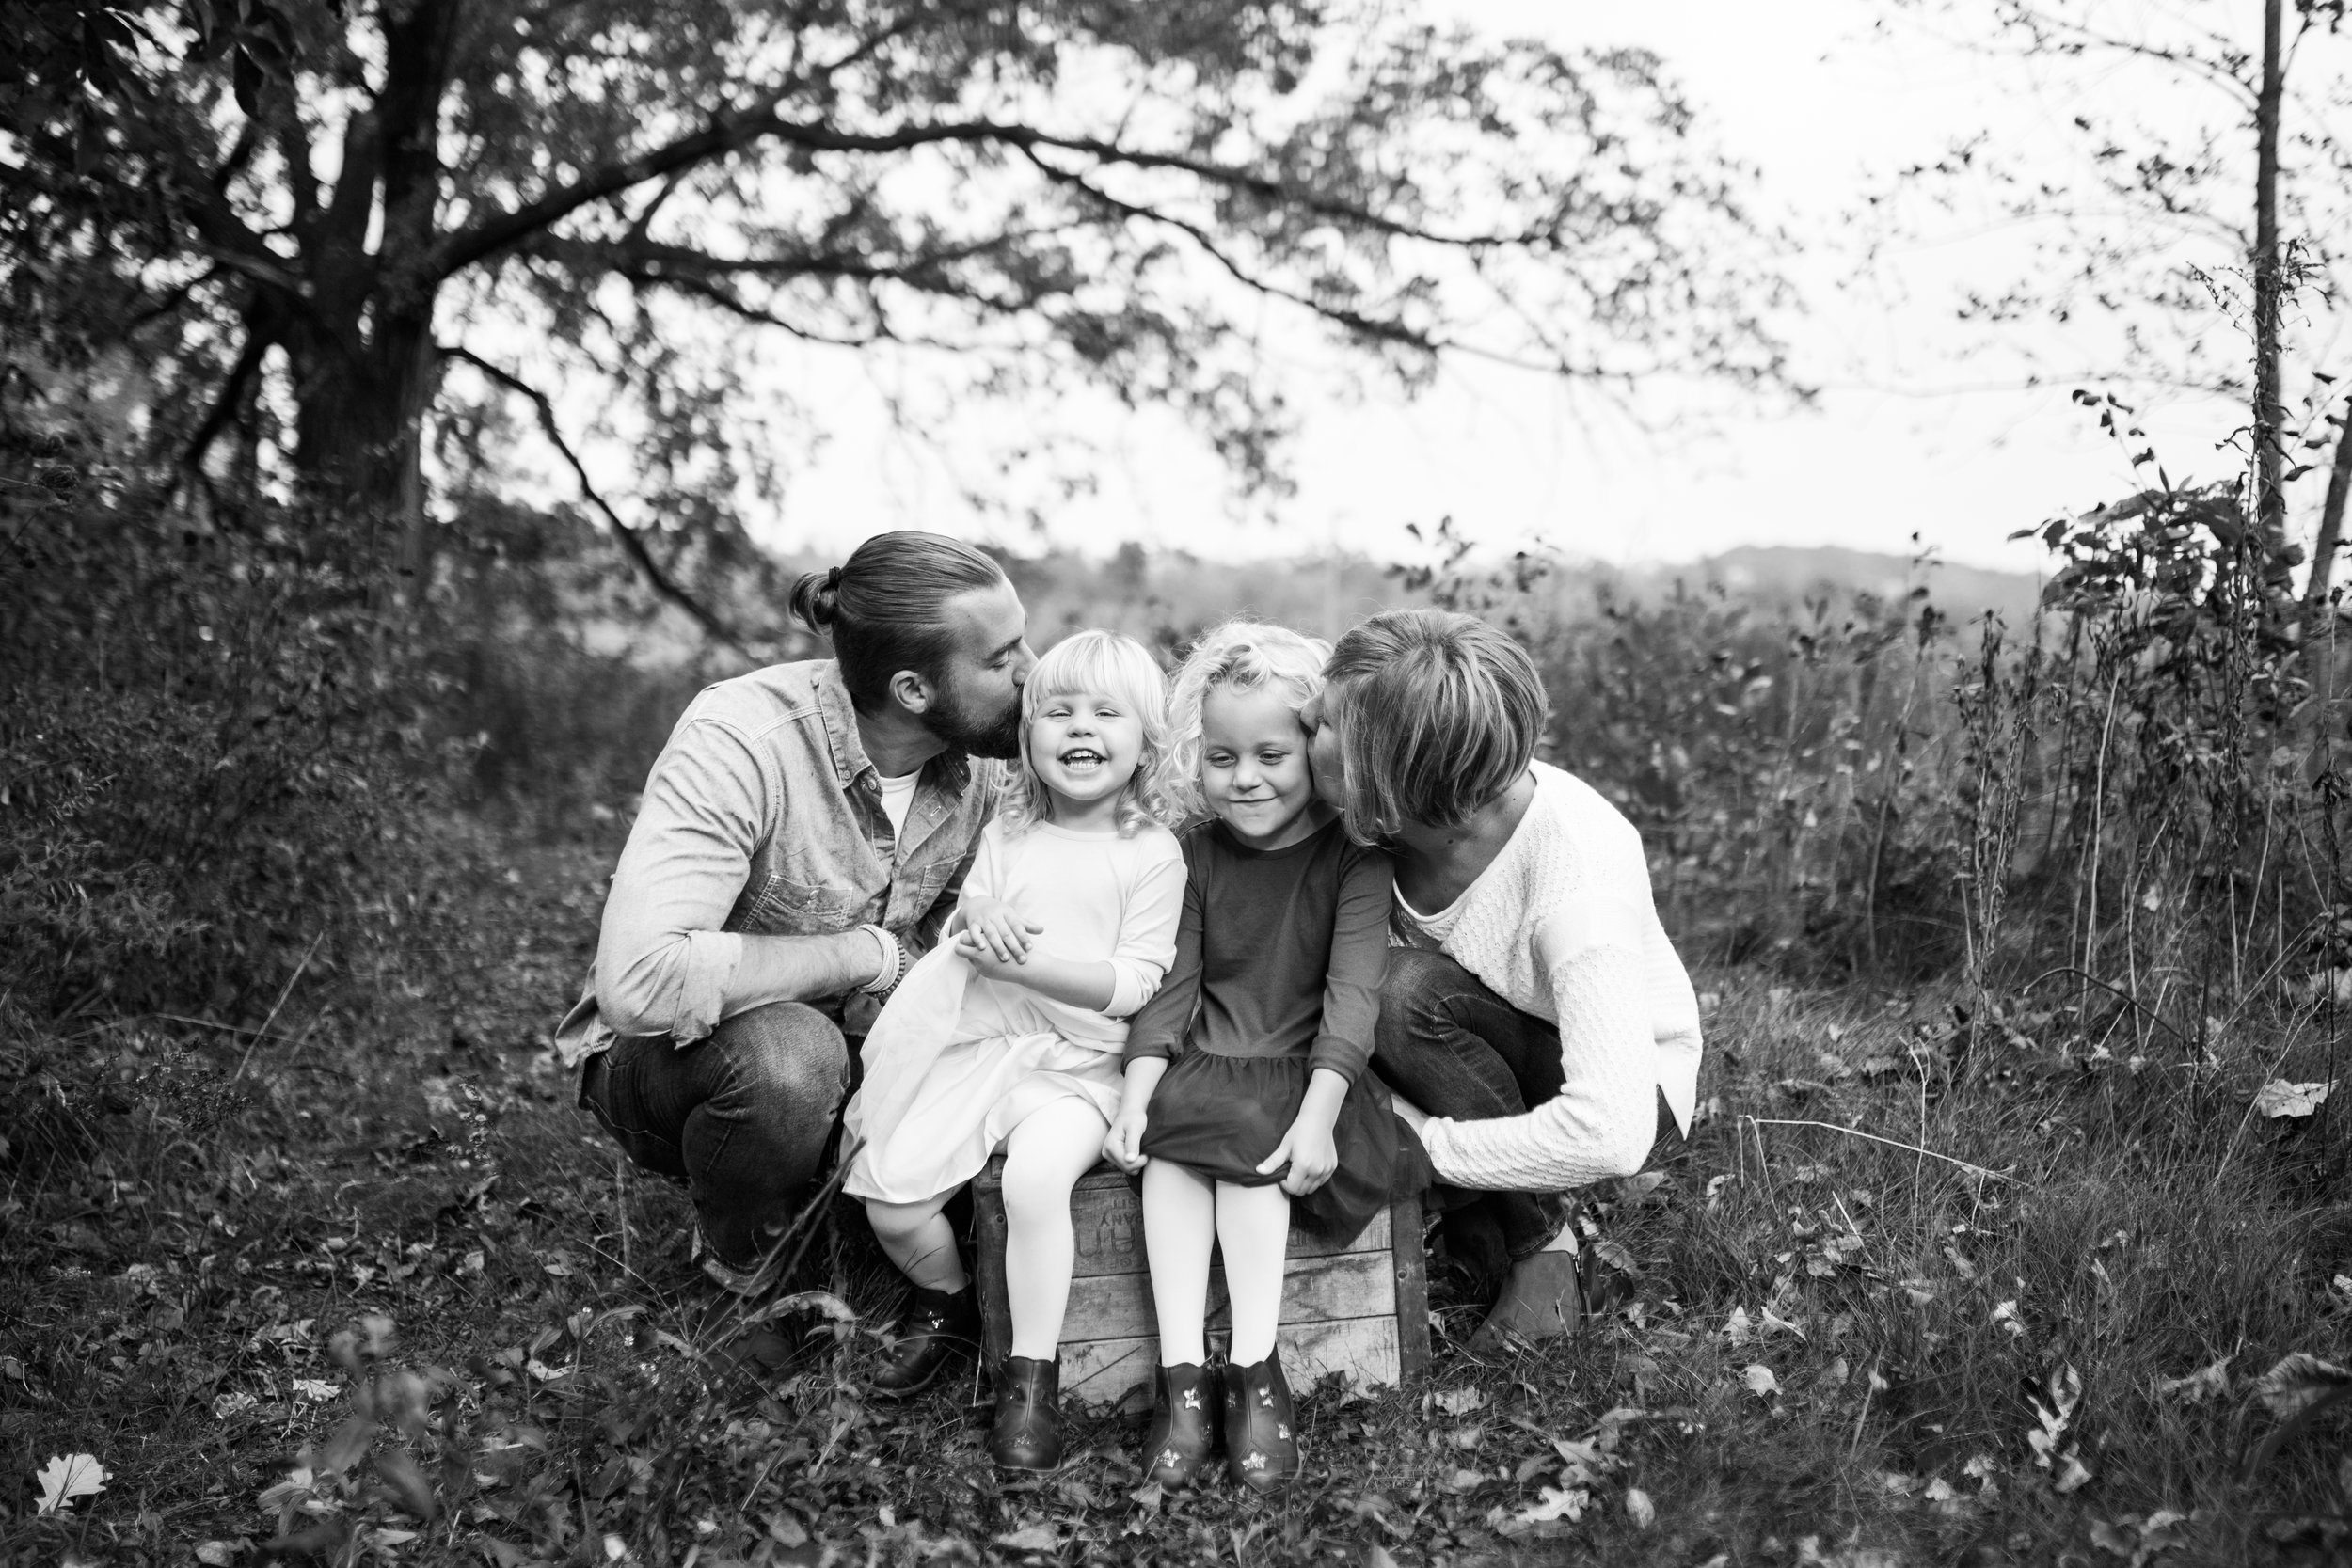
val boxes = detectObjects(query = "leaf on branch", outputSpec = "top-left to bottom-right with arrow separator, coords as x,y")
35,1453 -> 109,1514
2253,1080 -> 2332,1118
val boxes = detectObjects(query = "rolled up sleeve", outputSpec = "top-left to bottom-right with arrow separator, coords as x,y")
594,718 -> 770,1043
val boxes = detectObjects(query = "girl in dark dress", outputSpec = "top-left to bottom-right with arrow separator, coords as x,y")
1104,622 -> 1431,1493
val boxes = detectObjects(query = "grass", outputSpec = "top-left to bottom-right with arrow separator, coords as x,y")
8,822 -> 2352,1567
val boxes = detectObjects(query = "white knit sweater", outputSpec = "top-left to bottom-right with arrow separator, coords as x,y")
1405,762 -> 1703,1192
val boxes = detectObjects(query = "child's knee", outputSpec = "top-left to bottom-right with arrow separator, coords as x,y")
865,1197 -> 933,1244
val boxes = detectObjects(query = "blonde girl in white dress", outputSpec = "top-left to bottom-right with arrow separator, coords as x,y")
842,629 -> 1184,1470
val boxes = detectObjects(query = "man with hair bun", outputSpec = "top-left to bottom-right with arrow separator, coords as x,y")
557,531 -> 1035,1308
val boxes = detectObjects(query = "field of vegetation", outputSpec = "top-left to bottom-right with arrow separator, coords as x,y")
10,439 -> 2352,1568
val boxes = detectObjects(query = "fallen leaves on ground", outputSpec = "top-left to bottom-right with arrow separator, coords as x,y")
2155,1355 -> 2232,1404
2253,1353 -> 2352,1418
35,1454 -> 109,1514
2253,1080 -> 2333,1118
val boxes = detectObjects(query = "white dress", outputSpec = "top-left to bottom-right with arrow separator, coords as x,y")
842,818 -> 1186,1204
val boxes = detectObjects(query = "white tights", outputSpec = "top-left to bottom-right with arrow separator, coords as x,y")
1142,1160 -> 1290,1368
864,1097 -> 1109,1358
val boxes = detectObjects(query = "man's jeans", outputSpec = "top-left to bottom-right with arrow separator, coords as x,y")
1372,947 -> 1576,1264
578,1001 -> 852,1270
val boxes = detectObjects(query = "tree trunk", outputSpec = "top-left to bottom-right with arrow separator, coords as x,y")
286,299 -> 441,581
273,0 -> 457,597
2306,404 -> 2352,633
2253,0 -> 2286,557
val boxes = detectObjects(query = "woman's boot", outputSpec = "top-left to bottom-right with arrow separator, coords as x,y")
1220,1352 -> 1299,1492
1141,1362 -> 1217,1487
869,1285 -> 978,1398
988,1354 -> 1064,1472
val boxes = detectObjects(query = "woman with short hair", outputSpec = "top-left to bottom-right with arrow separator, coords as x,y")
1301,608 -> 1703,1344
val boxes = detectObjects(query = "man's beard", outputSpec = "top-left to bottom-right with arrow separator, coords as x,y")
925,679 -> 1025,760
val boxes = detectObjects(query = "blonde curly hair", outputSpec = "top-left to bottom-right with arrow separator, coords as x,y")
1164,620 -> 1333,823
995,629 -> 1184,837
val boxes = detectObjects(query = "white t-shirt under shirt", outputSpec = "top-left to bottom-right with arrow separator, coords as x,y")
878,769 -> 920,843
1394,883 -> 1470,947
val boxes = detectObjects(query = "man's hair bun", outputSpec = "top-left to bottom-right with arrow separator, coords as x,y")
788,534 -> 1007,710
788,566 -> 843,630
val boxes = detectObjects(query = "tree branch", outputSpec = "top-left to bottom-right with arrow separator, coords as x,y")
433,109 -> 1538,285
179,328 -> 269,477
1017,148 -> 1617,379
437,343 -> 756,660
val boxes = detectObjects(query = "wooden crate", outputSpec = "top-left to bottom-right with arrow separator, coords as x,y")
973,1158 -> 1430,1405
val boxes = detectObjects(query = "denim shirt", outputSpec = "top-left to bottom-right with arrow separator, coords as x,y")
555,659 -> 997,1066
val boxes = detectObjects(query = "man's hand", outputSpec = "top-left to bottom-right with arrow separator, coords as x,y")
955,895 -> 1041,963
1257,1113 -> 1340,1196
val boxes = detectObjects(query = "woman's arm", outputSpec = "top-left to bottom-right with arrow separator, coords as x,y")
1416,887 -> 1660,1190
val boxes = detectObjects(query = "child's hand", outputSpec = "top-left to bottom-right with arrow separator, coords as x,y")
1257,1113 -> 1340,1196
1103,1105 -> 1151,1173
957,896 -> 1041,964
953,930 -> 1025,981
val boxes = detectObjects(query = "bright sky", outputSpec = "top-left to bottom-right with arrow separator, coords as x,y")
744,1 -> 2332,576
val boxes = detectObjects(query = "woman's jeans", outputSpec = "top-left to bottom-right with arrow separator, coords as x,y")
1373,948 -> 1681,1265
578,1001 -> 853,1270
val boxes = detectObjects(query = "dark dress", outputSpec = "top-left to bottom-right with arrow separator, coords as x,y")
1125,817 -> 1435,1242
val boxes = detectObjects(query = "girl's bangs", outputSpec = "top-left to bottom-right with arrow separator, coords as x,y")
1026,637 -> 1164,718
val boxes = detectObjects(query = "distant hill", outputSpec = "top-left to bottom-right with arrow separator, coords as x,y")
587,540 -> 2050,669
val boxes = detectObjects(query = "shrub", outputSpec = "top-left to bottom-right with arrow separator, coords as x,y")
0,425 -> 431,1019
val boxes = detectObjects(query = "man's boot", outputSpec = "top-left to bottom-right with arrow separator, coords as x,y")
869,1285 -> 978,1399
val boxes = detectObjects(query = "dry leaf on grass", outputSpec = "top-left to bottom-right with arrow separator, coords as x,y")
2253,1352 -> 2352,1418
1506,1486 -> 1589,1528
1432,1386 -> 1488,1417
1626,1487 -> 1656,1528
1743,1365 -> 1782,1399
994,1526 -> 1059,1552
2253,1080 -> 2334,1118
2154,1354 -> 2232,1403
35,1454 -> 109,1514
